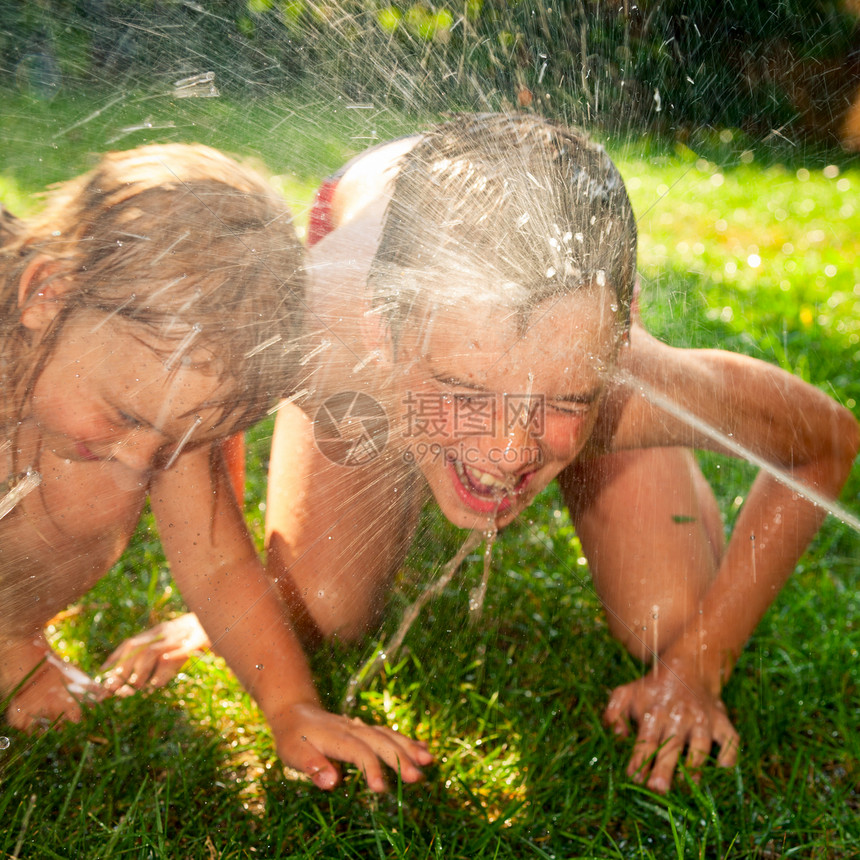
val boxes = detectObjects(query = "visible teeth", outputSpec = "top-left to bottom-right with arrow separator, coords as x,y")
464,463 -> 508,490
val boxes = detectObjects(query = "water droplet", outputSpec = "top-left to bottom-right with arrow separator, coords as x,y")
0,737 -> 9,750
255,664 -> 263,670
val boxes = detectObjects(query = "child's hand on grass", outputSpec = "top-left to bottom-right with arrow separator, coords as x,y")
99,613 -> 209,695
603,660 -> 739,794
6,645 -> 107,730
269,702 -> 434,793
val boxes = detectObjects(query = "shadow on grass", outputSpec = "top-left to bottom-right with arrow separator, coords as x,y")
0,692 -> 258,858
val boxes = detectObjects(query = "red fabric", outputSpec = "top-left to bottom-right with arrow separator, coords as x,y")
307,177 -> 339,247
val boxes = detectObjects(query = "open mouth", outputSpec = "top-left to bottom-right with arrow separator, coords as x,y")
449,459 -> 532,514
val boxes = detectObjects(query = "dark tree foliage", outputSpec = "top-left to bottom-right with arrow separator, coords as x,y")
0,1 -> 857,148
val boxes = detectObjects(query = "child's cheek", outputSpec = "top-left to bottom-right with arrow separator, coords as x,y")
539,414 -> 590,462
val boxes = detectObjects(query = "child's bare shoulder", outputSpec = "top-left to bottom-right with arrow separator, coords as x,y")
308,218 -> 378,322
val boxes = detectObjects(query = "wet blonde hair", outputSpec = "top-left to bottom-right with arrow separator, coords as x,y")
1,143 -> 305,439
369,113 -> 636,346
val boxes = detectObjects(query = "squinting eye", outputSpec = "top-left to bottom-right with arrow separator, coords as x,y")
546,403 -> 590,418
116,410 -> 141,429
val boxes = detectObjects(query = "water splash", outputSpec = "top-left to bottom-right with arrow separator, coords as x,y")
163,323 -> 203,371
172,71 -> 219,99
469,527 -> 498,620
106,118 -> 176,145
351,350 -> 382,373
343,528 -> 483,708
267,388 -> 312,415
244,335 -> 282,358
622,371 -> 860,533
162,416 -> 203,471
0,470 -> 42,521
52,92 -> 126,139
89,294 -> 138,332
650,604 -> 660,677
298,339 -> 332,366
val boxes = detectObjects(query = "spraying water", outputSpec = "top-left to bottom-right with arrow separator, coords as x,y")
343,528 -> 483,708
0,469 -> 42,521
2,3 -> 859,851
621,371 -> 860,533
469,527 -> 498,621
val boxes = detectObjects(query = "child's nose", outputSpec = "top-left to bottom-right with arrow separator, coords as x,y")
485,419 -> 536,473
111,429 -> 163,471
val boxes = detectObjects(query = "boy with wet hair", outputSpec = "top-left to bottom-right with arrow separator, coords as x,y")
111,117 -> 858,794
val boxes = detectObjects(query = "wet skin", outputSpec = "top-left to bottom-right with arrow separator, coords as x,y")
1,309 -> 224,721
268,214 -> 859,794
106,140 -> 860,794
2,296 -> 432,792
391,289 -> 617,531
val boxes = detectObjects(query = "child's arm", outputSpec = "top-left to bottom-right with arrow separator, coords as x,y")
603,326 -> 859,792
147,443 -> 432,792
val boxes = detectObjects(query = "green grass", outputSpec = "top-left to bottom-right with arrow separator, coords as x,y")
1,88 -> 859,859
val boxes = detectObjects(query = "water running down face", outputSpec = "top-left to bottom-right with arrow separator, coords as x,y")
390,287 -> 620,530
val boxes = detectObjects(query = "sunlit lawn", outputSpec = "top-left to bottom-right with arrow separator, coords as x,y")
1,90 -> 859,859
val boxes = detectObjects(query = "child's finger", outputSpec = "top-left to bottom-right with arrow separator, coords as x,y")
101,640 -> 151,672
646,736 -> 684,794
147,651 -> 189,688
625,708 -> 664,783
715,723 -> 740,768
272,705 -> 431,792
626,742 -> 656,784
347,721 -> 431,781
602,685 -> 634,737
101,616 -> 205,680
684,725 -> 713,774
296,731 -> 388,792
292,743 -> 342,791
101,644 -> 190,695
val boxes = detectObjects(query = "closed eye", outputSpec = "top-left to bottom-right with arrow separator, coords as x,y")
115,409 -> 143,429
546,401 -> 592,417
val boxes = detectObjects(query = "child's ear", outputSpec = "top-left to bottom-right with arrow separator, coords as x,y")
17,257 -> 70,333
